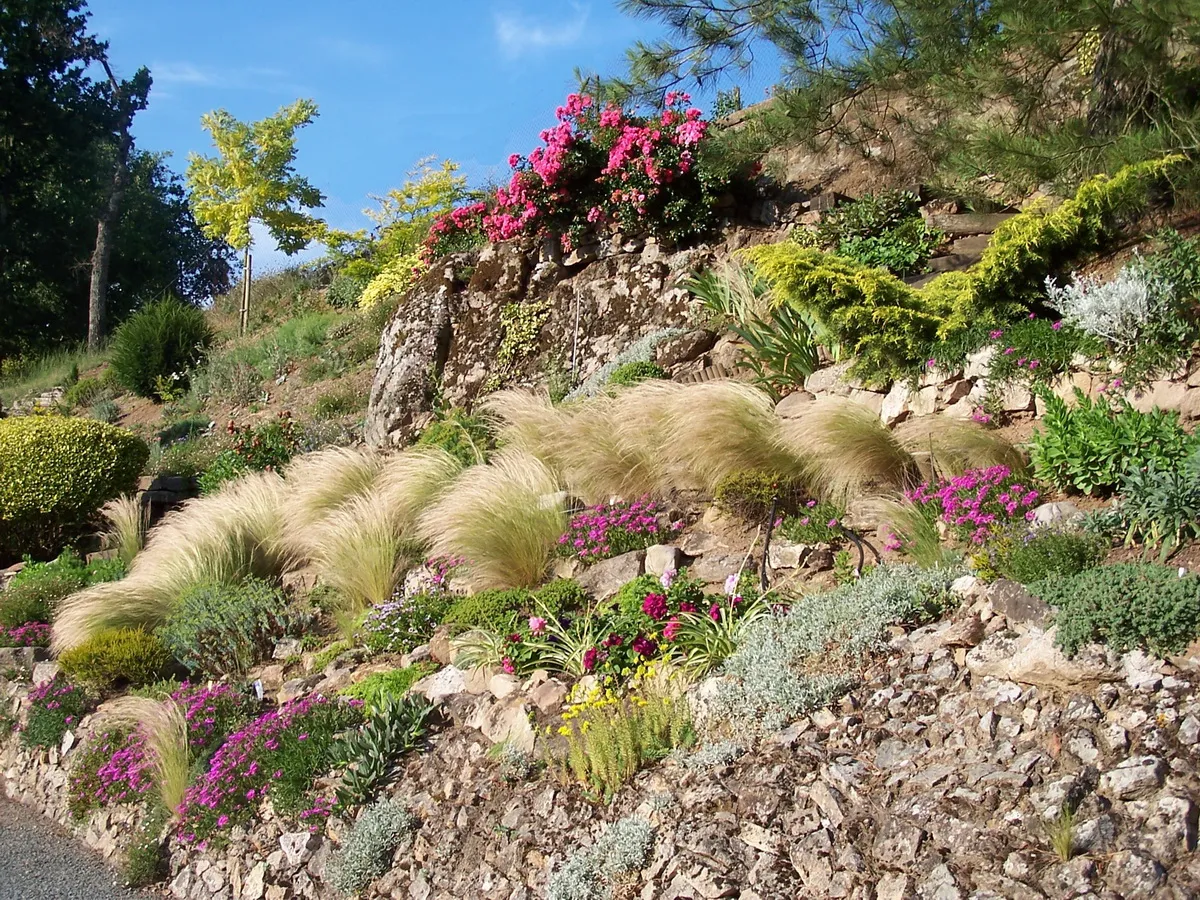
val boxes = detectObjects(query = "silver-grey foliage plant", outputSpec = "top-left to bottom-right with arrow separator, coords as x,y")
327,798 -> 417,896
712,564 -> 961,732
565,328 -> 687,401
1045,261 -> 1171,351
546,816 -> 654,900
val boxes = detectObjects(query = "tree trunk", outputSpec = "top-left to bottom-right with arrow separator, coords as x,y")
87,127 -> 133,351
240,247 -> 252,335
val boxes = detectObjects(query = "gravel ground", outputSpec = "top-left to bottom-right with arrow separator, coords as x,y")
0,794 -> 138,900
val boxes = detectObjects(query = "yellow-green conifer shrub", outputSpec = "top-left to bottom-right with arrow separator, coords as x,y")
0,417 -> 148,557
58,627 -> 173,689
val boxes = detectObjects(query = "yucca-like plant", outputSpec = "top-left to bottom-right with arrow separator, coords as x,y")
418,450 -> 565,590
100,697 -> 191,819
54,472 -> 291,652
100,494 -> 146,566
668,595 -> 772,676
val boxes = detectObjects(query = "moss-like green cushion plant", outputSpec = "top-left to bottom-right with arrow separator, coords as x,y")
58,627 -> 173,689
0,416 -> 148,558
444,588 -> 531,633
606,361 -> 668,388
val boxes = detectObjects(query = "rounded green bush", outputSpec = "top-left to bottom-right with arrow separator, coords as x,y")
0,416 -> 149,558
444,588 -> 530,633
606,361 -> 668,388
109,298 -> 214,399
58,627 -> 173,688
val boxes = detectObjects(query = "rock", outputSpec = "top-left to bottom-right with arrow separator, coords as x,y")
280,831 -> 319,866
201,866 -> 226,893
30,661 -> 59,685
1030,501 -> 1084,526
365,266 -> 457,448
487,673 -> 520,700
918,864 -> 961,900
678,531 -> 728,556
964,346 -> 995,380
1128,380 -> 1189,415
1122,649 -> 1164,691
803,361 -> 859,396
768,541 -> 809,569
1179,715 -> 1200,745
412,666 -> 468,704
170,867 -> 192,899
923,211 -> 1015,236
428,626 -> 455,665
880,381 -> 913,426
468,697 -> 536,752
1144,796 -> 1198,862
527,678 -> 568,714
576,550 -> 646,601
875,872 -> 912,900
965,626 -> 1120,688
243,862 -> 267,900
987,579 -> 1050,626
257,664 -> 285,691
1105,850 -> 1166,896
0,647 -> 43,676
805,548 -> 835,572
1098,756 -> 1167,799
644,545 -> 681,578
655,330 -> 717,368
775,391 -> 815,419
277,675 -> 321,704
689,553 -> 745,584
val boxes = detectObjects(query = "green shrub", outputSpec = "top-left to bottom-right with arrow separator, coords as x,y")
109,298 -> 214,400
89,399 -> 120,423
152,435 -> 223,479
0,550 -> 88,627
989,527 -> 1107,584
361,594 -> 451,654
714,471 -> 803,522
606,361 -> 668,388
196,449 -> 246,495
157,578 -> 308,677
610,575 -> 664,618
310,385 -> 366,420
533,579 -> 589,618
22,676 -> 93,749
0,417 -> 148,558
1030,389 -> 1198,495
62,376 -> 108,409
815,191 -> 942,276
779,501 -> 846,544
122,805 -> 169,887
1113,449 -> 1200,557
1035,564 -> 1200,657
415,409 -> 491,466
58,627 -> 173,688
327,273 -> 368,309
339,663 -> 438,712
444,588 -> 530,633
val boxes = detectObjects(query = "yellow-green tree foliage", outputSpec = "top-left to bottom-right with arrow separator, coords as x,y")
742,155 -> 1184,384
328,157 -> 472,307
0,417 -> 148,556
186,99 -> 325,254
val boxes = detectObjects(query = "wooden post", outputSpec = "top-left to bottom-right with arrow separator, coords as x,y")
240,248 -> 252,335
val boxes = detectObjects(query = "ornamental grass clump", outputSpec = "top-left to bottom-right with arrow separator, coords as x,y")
418,450 -> 566,589
178,694 -> 362,843
279,446 -> 384,556
100,495 -> 146,567
906,465 -> 1040,545
99,697 -> 192,818
713,565 -> 960,732
53,471 -> 291,653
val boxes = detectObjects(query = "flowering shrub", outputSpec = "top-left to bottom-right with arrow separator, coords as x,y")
22,676 -> 93,749
68,728 -> 152,818
0,621 -> 51,648
484,92 -> 724,249
362,592 -> 451,654
558,497 -> 677,564
423,202 -> 487,263
906,465 -> 1040,544
178,694 -> 361,844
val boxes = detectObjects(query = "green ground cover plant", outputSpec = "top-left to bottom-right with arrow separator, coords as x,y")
1035,564 -> 1200,657
1112,449 -> 1200,558
339,663 -> 438,712
987,526 -> 1108,584
605,361 -> 667,388
415,409 -> 491,466
22,676 -> 93,749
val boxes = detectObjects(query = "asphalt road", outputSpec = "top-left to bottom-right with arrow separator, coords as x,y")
0,794 -> 138,900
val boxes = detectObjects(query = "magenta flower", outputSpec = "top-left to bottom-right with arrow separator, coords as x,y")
1052,321 -> 1062,331
528,616 -> 547,635
642,593 -> 669,620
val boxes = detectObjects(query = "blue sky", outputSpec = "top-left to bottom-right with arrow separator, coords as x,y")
88,1 -> 781,269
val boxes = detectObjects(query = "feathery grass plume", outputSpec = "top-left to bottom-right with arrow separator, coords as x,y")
280,446 -> 383,555
100,697 -> 190,819
309,492 -> 423,622
53,471 -> 291,653
418,450 -> 565,589
374,447 -> 464,531
894,418 -> 1026,480
654,380 -> 809,492
782,397 -> 915,501
100,495 -> 146,566
480,389 -> 566,466
874,497 -> 957,569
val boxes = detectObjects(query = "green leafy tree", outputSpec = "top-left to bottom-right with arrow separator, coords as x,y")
186,99 -> 326,332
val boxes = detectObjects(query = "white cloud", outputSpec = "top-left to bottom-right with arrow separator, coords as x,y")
494,3 -> 589,59
151,61 -> 220,86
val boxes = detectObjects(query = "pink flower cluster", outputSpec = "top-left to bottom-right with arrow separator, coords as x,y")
482,91 -> 718,249
558,497 -> 673,563
422,202 -> 488,263
171,681 -> 254,751
177,694 -> 358,843
906,465 -> 1040,544
1,621 -> 51,647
